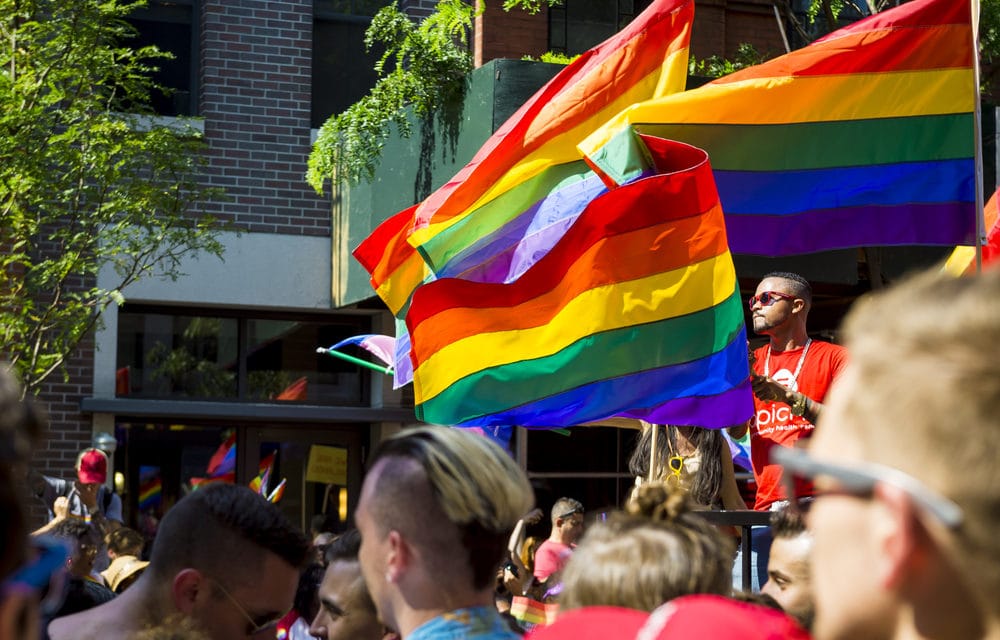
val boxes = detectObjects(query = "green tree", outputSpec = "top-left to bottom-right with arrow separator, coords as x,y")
0,0 -> 226,397
307,0 -> 560,192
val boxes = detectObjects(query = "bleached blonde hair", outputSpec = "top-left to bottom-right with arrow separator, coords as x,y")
366,426 -> 534,589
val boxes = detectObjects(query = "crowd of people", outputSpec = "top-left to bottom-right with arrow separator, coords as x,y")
2,265 -> 999,640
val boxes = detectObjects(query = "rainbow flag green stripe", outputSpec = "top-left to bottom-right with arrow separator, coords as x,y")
416,290 -> 744,420
637,114 -> 974,172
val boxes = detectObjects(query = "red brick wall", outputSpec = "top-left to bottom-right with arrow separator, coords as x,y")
475,2 -> 550,67
28,335 -> 95,528
692,0 -> 786,62
199,0 -> 331,236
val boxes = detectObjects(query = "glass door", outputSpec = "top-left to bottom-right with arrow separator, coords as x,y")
242,425 -> 367,535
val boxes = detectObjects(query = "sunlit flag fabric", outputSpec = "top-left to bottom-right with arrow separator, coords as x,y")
406,137 -> 753,428
943,188 -> 1000,276
353,0 -> 695,386
580,0 -> 976,256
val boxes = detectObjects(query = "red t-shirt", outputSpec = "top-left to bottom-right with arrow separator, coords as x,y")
750,340 -> 848,510
533,540 -> 574,581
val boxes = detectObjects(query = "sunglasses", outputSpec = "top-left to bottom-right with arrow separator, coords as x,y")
748,291 -> 796,309
2,537 -> 71,616
556,507 -> 583,520
772,446 -> 963,528
207,576 -> 286,637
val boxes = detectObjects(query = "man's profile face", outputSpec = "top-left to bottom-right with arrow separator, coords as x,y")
310,560 -> 384,640
751,277 -> 795,336
355,463 -> 392,630
806,370 -> 895,640
560,512 -> 585,544
761,534 -> 814,630
194,552 -> 298,640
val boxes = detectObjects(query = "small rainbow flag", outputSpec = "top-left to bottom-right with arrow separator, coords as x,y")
138,466 -> 162,511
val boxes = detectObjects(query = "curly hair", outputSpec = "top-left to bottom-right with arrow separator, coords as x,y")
559,482 -> 735,613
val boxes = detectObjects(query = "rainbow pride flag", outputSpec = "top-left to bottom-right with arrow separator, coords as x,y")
138,466 -> 162,511
580,0 -> 976,256
354,0 -> 695,385
407,0 -> 694,261
406,137 -> 753,428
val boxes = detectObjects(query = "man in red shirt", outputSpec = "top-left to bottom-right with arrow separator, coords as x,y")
533,498 -> 584,582
729,272 -> 847,587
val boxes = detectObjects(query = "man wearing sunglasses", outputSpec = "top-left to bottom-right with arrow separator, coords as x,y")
730,272 -> 848,588
533,498 -> 585,583
779,267 -> 1000,640
47,483 -> 311,640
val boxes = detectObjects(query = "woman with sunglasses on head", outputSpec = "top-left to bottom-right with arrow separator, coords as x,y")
628,423 -> 746,513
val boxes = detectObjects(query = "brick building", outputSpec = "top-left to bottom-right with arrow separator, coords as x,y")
30,0 -> 811,532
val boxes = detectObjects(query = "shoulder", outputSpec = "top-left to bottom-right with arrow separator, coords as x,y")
810,340 -> 849,368
47,604 -> 114,640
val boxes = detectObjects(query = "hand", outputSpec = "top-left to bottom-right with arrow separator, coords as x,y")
750,373 -> 795,405
523,508 -> 544,525
52,496 -> 69,520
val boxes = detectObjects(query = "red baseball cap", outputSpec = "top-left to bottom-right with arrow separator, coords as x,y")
527,595 -> 810,640
76,448 -> 108,484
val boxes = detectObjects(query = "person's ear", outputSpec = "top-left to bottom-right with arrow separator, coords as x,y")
872,482 -> 925,590
172,568 -> 205,613
385,530 -> 410,584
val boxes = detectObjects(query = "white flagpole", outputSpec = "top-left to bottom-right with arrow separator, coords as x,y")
972,0 -> 986,273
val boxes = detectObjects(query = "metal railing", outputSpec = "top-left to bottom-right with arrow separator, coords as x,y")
695,510 -> 774,591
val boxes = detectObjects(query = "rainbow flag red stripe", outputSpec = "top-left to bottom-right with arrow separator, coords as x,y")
580,0 -> 976,256
407,137 -> 752,428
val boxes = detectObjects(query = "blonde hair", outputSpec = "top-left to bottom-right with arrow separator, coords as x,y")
367,427 -> 534,590
837,266 -> 1000,613
558,482 -> 734,612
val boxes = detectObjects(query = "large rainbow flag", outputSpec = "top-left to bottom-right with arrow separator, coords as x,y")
580,0 -> 977,256
406,137 -> 752,428
354,0 -> 695,385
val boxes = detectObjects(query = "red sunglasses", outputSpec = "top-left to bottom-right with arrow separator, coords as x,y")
748,291 -> 796,309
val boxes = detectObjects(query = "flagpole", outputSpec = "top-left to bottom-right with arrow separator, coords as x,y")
316,347 -> 394,375
648,422 -> 658,483
972,0 -> 986,273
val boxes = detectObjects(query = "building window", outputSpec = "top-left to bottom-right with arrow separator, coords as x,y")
548,0 -> 652,56
312,1 -> 392,128
116,307 -> 370,404
125,0 -> 198,116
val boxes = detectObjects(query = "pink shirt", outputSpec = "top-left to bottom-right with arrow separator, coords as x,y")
533,540 -> 573,581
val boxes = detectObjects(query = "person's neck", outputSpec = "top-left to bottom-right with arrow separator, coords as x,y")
397,588 -> 493,638
550,530 -> 569,545
768,326 -> 810,352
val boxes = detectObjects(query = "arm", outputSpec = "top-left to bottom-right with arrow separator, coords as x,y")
751,374 -> 824,424
31,497 -> 69,536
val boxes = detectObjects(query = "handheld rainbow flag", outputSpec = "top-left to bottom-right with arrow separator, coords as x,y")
206,432 -> 236,478
406,137 -> 753,428
249,451 -> 276,494
406,0 -> 694,260
353,0 -> 696,387
580,0 -> 977,256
